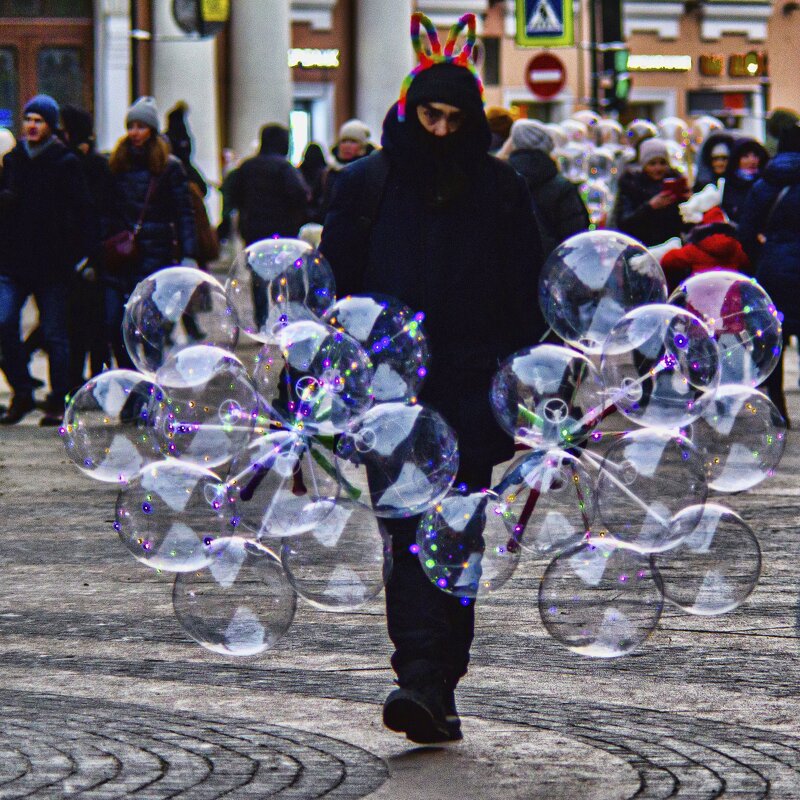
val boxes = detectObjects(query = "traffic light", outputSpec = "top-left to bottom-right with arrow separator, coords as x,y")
608,48 -> 631,113
593,0 -> 630,114
172,0 -> 228,37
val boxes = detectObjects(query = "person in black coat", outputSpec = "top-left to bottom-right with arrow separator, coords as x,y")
0,94 -> 95,424
737,123 -> 800,424
321,12 -> 546,745
692,130 -> 736,192
227,124 -> 309,328
105,96 -> 197,368
721,137 -> 769,224
503,117 -> 589,258
298,142 -> 328,222
614,137 -> 689,246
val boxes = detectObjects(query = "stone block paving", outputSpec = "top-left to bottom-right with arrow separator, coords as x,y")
2,307 -> 800,797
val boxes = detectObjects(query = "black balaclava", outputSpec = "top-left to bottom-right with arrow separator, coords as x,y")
384,62 -> 490,208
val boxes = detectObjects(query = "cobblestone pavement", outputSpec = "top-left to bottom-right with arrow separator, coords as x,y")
1,316 -> 800,798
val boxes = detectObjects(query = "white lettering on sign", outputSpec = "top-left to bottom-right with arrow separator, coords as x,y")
288,48 -> 340,69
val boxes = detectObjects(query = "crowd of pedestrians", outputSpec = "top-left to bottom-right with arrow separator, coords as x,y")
0,8 -> 798,749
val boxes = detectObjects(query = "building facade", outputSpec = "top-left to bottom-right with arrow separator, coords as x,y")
0,0 -> 795,205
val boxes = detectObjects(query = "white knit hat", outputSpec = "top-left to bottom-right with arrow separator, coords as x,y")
337,118 -> 370,145
510,119 -> 555,154
638,137 -> 669,166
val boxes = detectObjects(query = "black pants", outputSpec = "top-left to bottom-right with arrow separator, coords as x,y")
380,460 -> 493,691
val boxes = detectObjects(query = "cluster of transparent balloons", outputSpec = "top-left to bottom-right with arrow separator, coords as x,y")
60,229 -> 784,660
548,111 -> 724,231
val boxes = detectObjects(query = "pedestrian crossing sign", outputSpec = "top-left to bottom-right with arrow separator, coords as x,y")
515,0 -> 574,47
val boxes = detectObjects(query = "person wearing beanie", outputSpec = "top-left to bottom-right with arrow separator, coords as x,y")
0,95 -> 95,425
692,131 -> 736,192
502,118 -> 589,257
105,96 -> 196,368
720,137 -> 769,223
485,105 -> 516,153
316,119 -> 374,222
738,122 -> 800,424
321,12 -> 546,745
614,137 -> 689,246
226,122 -> 309,328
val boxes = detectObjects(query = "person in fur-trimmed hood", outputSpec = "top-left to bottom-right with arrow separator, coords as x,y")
660,205 -> 749,292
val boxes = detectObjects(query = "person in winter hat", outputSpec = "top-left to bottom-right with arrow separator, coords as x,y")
164,100 -> 207,194
738,122 -> 800,424
692,131 -> 736,192
321,12 -> 546,745
485,105 -> 516,153
0,94 -> 95,425
614,137 -> 689,246
502,118 -> 588,257
316,118 -> 374,222
721,137 -> 769,223
105,96 -> 196,368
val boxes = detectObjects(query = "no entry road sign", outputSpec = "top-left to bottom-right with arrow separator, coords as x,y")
525,52 -> 567,99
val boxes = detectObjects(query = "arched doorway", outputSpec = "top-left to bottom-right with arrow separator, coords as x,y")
0,0 -> 94,135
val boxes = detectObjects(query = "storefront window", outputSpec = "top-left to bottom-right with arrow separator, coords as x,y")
0,0 -> 91,16
37,46 -> 84,108
0,47 -> 18,131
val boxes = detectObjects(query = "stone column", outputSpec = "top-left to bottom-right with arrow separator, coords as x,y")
94,0 -> 132,153
229,0 -> 292,159
151,0 -> 221,215
354,0 -> 414,141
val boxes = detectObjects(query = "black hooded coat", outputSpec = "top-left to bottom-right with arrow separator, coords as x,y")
692,131 -> 736,192
321,101 -> 546,464
228,126 -> 309,244
721,137 -> 770,223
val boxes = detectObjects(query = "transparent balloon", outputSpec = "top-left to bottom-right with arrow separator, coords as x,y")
416,490 -> 520,599
556,142 -> 590,184
581,179 -> 614,228
593,428 -> 708,553
115,460 -> 235,572
225,238 -> 335,343
281,498 -> 391,611
684,385 -> 786,492
665,140 -> 689,176
334,402 -> 458,518
545,123 -> 568,149
153,345 -> 259,468
61,369 -> 162,483
625,119 -> 658,149
250,319 -> 374,435
495,449 -> 595,556
323,294 -> 429,403
490,344 -> 605,449
690,115 -> 724,151
122,267 -> 239,375
571,110 -> 601,130
658,116 -> 690,147
226,430 -> 341,538
173,537 -> 297,656
587,147 -> 618,185
597,118 -> 624,146
539,230 -> 668,354
653,504 -> 761,615
561,118 -> 590,144
539,540 -> 663,657
669,270 -> 781,386
600,304 -> 720,429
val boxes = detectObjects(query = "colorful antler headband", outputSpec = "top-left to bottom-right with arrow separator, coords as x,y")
397,12 -> 486,122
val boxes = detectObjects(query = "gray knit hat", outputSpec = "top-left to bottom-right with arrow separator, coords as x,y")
638,137 -> 670,166
126,96 -> 160,131
337,118 -> 371,145
510,119 -> 554,154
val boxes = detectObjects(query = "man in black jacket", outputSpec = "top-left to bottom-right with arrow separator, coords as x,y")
321,12 -> 546,744
0,94 -> 94,425
227,124 -> 309,329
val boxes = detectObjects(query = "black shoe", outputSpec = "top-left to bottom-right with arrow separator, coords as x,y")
39,413 -> 63,427
443,688 -> 463,741
0,395 -> 35,425
383,687 -> 452,744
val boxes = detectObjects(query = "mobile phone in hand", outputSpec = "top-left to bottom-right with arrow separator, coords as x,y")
663,176 -> 688,197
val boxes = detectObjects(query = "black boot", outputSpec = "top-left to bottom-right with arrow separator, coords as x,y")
0,394 -> 35,425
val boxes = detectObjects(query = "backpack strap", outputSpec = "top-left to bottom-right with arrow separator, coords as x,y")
354,150 -> 391,243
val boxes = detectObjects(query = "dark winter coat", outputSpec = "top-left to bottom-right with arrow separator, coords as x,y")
228,130 -> 309,245
321,103 -> 546,465
76,147 -> 117,249
108,136 -> 196,278
738,151 -> 800,333
692,131 -> 736,192
721,138 -> 769,224
0,137 -> 95,282
316,143 -> 376,223
507,147 -> 589,257
614,166 -> 686,246
660,222 -> 750,292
